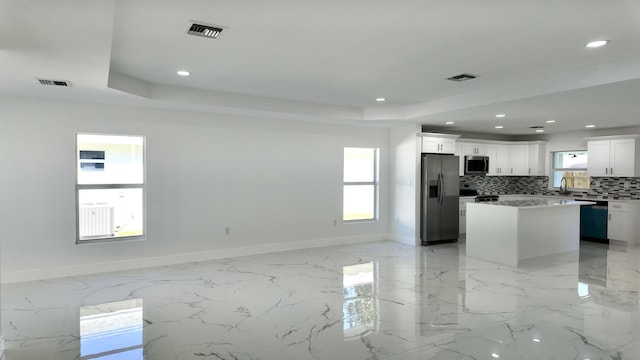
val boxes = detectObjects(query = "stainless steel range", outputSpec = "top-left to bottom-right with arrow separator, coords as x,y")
475,195 -> 499,202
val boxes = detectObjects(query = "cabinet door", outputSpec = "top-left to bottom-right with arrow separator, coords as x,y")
509,144 -> 529,175
455,143 -> 464,176
608,209 -> 627,242
463,143 -> 486,156
485,144 -> 499,175
610,139 -> 635,177
422,137 -> 455,154
459,206 -> 466,234
495,145 -> 510,175
528,143 -> 546,176
422,137 -> 441,153
440,138 -> 456,154
459,199 -> 474,235
587,140 -> 610,176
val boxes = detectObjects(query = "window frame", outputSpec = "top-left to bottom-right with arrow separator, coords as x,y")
75,133 -> 146,244
551,150 -> 589,190
342,147 -> 379,223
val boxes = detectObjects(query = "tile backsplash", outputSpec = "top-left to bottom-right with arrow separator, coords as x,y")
460,175 -> 640,200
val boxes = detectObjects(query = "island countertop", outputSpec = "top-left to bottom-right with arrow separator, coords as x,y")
471,198 -> 596,209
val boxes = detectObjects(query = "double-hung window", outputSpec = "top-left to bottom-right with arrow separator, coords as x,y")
552,151 -> 589,189
76,134 -> 145,243
343,147 -> 379,221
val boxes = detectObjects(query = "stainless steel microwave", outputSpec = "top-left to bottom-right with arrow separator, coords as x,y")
465,156 -> 489,174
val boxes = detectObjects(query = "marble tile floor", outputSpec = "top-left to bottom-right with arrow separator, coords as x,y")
2,240 -> 640,360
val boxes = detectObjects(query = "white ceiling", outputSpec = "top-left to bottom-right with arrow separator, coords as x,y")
2,0 -> 640,134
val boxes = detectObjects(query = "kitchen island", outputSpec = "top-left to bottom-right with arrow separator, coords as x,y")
466,198 -> 595,267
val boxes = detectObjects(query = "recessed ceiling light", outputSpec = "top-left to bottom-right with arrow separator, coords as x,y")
585,124 -> 596,128
495,125 -> 504,129
375,97 -> 386,102
546,120 -> 556,123
491,354 -> 500,358
445,121 -> 455,125
535,129 -> 544,133
495,114 -> 506,118
533,338 -> 541,343
177,70 -> 191,76
586,40 -> 608,48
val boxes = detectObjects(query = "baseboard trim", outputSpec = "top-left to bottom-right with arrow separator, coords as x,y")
390,234 -> 418,246
1,234 -> 389,284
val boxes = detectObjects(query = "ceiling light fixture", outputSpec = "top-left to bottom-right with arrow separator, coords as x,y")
586,40 -> 608,48
585,125 -> 596,128
491,354 -> 500,358
177,70 -> 191,76
546,120 -> 556,123
536,129 -> 544,133
533,338 -> 541,343
495,125 -> 504,129
495,114 -> 506,118
445,121 -> 455,125
375,97 -> 386,102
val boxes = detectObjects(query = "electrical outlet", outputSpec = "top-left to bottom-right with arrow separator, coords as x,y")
225,226 -> 231,235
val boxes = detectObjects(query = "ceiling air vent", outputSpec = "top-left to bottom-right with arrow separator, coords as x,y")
37,79 -> 71,86
446,73 -> 477,82
186,22 -> 224,39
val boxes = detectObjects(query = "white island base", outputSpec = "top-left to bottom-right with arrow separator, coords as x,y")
466,199 -> 593,267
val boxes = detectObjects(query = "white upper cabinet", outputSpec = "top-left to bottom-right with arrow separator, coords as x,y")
420,133 -> 459,154
528,143 -> 546,176
462,143 -> 486,156
587,136 -> 640,177
455,142 -> 465,176
509,144 -> 529,175
486,144 -> 510,175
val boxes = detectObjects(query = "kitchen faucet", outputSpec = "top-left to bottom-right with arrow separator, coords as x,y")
559,177 -> 569,195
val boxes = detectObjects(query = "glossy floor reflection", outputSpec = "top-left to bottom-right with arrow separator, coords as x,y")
2,241 -> 640,359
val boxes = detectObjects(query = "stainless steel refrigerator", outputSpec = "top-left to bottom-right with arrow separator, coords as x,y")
421,154 -> 460,245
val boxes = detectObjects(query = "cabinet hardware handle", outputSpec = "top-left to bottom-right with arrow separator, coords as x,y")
611,167 -> 613,174
609,214 -> 611,221
606,168 -> 608,174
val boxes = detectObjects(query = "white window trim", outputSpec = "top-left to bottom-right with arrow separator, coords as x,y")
75,133 -> 146,244
551,150 -> 589,190
343,148 -> 379,223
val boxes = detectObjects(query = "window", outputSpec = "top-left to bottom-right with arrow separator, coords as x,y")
76,134 -> 145,243
343,147 -> 378,221
552,151 -> 589,189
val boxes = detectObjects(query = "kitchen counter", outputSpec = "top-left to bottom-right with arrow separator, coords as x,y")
494,194 -> 639,203
466,198 -> 594,267
485,198 -> 594,208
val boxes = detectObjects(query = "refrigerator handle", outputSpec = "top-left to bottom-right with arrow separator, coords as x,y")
440,171 -> 445,205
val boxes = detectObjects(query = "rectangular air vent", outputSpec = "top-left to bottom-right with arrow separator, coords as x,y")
38,79 -> 71,86
446,73 -> 477,82
186,22 -> 224,39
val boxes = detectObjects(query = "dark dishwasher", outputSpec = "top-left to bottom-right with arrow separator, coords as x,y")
579,200 -> 608,242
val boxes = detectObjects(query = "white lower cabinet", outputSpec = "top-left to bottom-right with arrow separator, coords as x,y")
459,198 -> 476,235
607,202 -> 640,244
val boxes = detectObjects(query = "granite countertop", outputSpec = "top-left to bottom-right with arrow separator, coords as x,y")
487,194 -> 639,203
473,198 -> 596,208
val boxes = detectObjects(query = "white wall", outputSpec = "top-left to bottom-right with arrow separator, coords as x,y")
0,95 -> 391,283
389,125 -> 420,245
